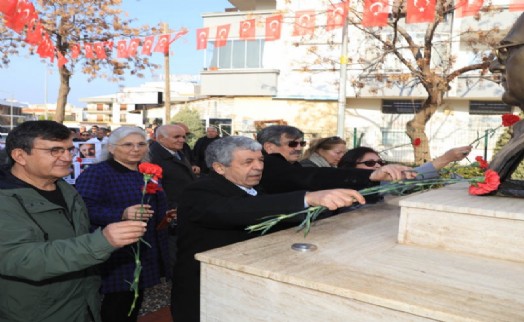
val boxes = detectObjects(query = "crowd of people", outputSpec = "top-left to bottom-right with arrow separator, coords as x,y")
1,11 -> 521,320
0,119 -> 469,322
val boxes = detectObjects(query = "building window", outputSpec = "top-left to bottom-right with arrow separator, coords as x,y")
96,104 -> 104,111
382,100 -> 423,114
209,39 -> 264,69
120,104 -> 127,111
120,114 -> 126,123
469,101 -> 512,115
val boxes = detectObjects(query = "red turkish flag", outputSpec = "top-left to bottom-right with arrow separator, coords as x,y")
215,24 -> 230,48
94,42 -> 107,59
171,28 -> 188,43
84,43 -> 94,59
362,0 -> 389,27
406,0 -> 436,23
326,2 -> 348,31
128,38 -> 140,57
510,0 -> 524,11
293,10 -> 315,36
154,34 -> 170,54
117,39 -> 129,58
57,50 -> 68,68
37,34 -> 54,60
5,0 -> 35,34
239,19 -> 256,40
456,0 -> 484,17
196,27 -> 209,50
265,14 -> 282,41
0,0 -> 18,16
70,44 -> 81,59
25,20 -> 42,45
141,35 -> 155,55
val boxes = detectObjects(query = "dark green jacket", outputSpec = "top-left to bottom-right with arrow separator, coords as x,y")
0,167 -> 116,322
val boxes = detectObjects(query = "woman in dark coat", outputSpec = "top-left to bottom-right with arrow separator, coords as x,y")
76,126 -> 170,322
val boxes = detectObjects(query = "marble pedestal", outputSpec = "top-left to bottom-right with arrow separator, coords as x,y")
196,187 -> 524,321
398,182 -> 524,263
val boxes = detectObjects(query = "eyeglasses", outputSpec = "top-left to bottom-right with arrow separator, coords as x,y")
496,43 -> 524,64
32,146 -> 76,158
286,140 -> 307,148
356,159 -> 386,167
112,142 -> 148,150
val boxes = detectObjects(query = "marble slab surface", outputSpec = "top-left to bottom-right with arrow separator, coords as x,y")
197,200 -> 524,321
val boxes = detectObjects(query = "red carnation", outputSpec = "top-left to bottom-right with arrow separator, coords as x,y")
413,138 -> 421,146
144,182 -> 163,194
138,162 -> 163,179
501,114 -> 520,127
474,156 -> 489,170
468,169 -> 500,195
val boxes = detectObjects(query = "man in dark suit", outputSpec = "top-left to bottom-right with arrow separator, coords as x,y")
171,136 -> 367,322
256,125 -> 415,195
149,124 -> 197,273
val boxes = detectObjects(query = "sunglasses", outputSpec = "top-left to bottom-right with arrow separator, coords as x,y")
286,140 -> 307,148
357,160 -> 386,167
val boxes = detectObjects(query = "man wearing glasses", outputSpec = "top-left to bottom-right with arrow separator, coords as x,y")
0,120 -> 147,322
256,125 -> 417,195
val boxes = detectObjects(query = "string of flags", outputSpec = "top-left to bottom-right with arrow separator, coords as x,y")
2,0 -> 524,65
0,0 -> 188,67
195,0 -> 524,50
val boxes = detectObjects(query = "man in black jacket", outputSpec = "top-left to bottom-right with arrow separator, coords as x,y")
256,125 -> 415,195
149,124 -> 197,272
171,136 -> 367,322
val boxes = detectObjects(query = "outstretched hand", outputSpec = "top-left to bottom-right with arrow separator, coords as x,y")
103,221 -> 147,248
305,189 -> 366,210
432,145 -> 472,170
369,164 -> 418,181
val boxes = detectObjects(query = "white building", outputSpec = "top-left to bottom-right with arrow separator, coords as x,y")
80,0 -> 520,163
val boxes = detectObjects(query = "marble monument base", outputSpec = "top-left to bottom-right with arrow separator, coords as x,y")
196,186 -> 524,321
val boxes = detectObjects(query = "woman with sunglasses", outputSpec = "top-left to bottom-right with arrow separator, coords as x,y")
338,145 -> 472,177
300,136 -> 347,168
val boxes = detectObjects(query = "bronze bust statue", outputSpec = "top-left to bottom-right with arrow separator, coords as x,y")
489,13 -> 524,197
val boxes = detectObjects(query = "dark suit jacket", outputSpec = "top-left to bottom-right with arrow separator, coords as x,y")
172,173 -> 308,322
260,152 -> 378,194
148,141 -> 197,209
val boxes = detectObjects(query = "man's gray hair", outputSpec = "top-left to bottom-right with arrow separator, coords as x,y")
206,136 -> 262,167
256,125 -> 304,146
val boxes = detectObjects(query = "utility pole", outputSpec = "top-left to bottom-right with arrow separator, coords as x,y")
163,22 -> 171,125
337,19 -> 349,138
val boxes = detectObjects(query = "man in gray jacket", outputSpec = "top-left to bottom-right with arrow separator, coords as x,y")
0,120 -> 147,322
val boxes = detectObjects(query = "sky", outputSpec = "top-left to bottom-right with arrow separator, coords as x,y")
0,0 -> 232,107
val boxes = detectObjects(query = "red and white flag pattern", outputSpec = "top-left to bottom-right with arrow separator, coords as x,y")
265,14 -> 282,41
239,19 -> 256,40
293,10 -> 316,36
407,0 -> 436,23
326,2 -> 348,31
196,27 -> 209,50
362,0 -> 389,27
215,24 -> 230,48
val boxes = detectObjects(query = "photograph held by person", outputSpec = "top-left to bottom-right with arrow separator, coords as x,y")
75,126 -> 170,322
256,125 -> 417,196
192,126 -> 220,174
0,121 -> 146,322
171,136 -> 366,322
148,124 -> 197,272
300,136 -> 347,168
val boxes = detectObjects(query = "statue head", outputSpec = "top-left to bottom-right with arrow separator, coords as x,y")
491,13 -> 524,107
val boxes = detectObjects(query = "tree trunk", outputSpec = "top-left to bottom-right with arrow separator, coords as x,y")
406,96 -> 441,165
54,65 -> 71,124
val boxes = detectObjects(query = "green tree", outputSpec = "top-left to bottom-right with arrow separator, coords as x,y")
171,107 -> 203,147
0,0 -> 162,123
